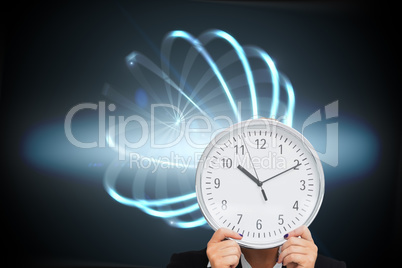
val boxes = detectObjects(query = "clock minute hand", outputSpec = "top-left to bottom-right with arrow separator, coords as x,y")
261,161 -> 301,184
237,165 -> 262,187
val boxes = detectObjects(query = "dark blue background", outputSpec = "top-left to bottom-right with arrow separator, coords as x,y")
1,1 -> 401,267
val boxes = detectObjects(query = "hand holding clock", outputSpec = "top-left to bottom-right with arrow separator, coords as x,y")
207,226 -> 317,268
278,225 -> 317,268
206,228 -> 243,268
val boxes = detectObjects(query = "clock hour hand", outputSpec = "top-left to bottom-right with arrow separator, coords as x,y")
260,187 -> 268,201
237,165 -> 262,187
261,161 -> 301,185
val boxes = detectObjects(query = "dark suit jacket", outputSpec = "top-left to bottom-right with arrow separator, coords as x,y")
167,248 -> 346,268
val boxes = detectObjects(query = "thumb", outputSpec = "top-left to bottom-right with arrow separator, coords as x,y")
284,225 -> 313,241
209,228 -> 243,244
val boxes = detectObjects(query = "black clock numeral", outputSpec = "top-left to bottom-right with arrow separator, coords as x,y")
279,144 -> 283,154
293,200 -> 299,211
221,200 -> 227,210
255,138 -> 266,149
234,144 -> 244,155
300,180 -> 306,191
278,214 -> 284,225
237,214 -> 243,224
221,158 -> 233,168
294,159 -> 300,170
256,219 -> 263,230
214,178 -> 220,189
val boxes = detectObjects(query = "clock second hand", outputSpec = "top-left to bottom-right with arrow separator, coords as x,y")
240,135 -> 268,202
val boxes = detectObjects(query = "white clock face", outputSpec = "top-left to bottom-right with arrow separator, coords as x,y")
196,119 -> 324,249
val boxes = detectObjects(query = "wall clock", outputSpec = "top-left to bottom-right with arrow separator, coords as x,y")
196,118 -> 324,248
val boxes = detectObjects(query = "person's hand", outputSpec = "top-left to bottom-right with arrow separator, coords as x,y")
277,225 -> 318,268
206,228 -> 243,268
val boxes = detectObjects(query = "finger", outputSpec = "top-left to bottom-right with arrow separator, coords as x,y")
281,236 -> 311,251
207,240 -> 240,258
278,244 -> 309,263
218,239 -> 242,250
222,254 -> 241,268
209,228 -> 243,244
207,238 -> 241,268
281,251 -> 317,267
219,243 -> 242,257
281,253 -> 305,267
284,225 -> 313,241
279,234 -> 318,266
207,251 -> 241,268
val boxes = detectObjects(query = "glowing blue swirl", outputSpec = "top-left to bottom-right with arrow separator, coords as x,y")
125,52 -> 208,118
104,158 -> 205,228
103,29 -> 296,228
244,46 -> 280,119
279,73 -> 295,126
163,30 -> 239,120
199,30 -> 257,119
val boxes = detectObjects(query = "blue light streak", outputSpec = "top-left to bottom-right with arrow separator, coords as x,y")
137,192 -> 196,206
201,30 -> 258,119
164,30 -> 239,120
125,52 -> 208,118
244,46 -> 280,120
104,160 -> 200,219
107,187 -> 199,218
174,217 -> 207,228
280,73 -> 295,126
